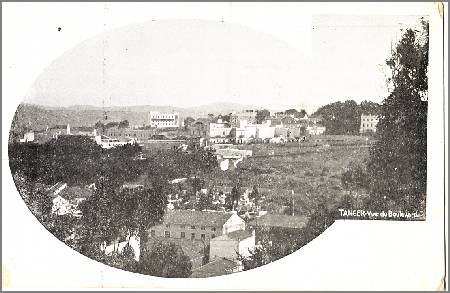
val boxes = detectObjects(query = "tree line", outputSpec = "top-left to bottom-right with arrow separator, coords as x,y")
341,19 -> 428,215
312,100 -> 381,135
8,135 -> 218,277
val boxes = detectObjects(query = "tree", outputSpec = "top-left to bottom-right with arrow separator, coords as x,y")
183,117 -> 195,129
138,241 -> 192,278
365,19 -> 428,212
298,109 -> 308,118
284,109 -> 298,116
238,239 -> 272,271
105,121 -> 119,129
118,120 -> 130,129
297,201 -> 337,248
256,109 -> 271,124
249,184 -> 259,200
312,100 -> 380,135
238,238 -> 287,271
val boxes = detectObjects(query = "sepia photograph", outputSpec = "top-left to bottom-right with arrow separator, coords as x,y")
2,2 -> 446,290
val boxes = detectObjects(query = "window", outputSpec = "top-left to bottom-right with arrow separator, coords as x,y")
211,227 -> 216,231
191,233 -> 195,240
164,231 -> 170,238
181,232 -> 185,238
191,226 -> 196,229
201,234 -> 205,240
150,230 -> 155,237
201,226 -> 206,230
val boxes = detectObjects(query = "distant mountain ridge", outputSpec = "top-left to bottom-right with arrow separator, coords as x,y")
10,102 -> 272,132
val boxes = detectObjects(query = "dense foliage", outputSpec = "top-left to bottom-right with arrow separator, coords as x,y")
312,100 -> 381,135
8,136 -> 143,186
138,241 -> 192,278
341,19 -> 428,215
365,20 -> 428,212
8,134 -> 218,275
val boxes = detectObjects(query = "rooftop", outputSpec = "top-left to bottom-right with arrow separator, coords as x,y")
190,257 -> 239,278
249,214 -> 309,230
46,183 -> 92,200
212,229 -> 253,242
163,210 -> 237,227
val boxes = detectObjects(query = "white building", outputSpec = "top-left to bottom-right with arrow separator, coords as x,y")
209,229 -> 255,260
94,135 -> 135,149
209,121 -> 233,139
102,235 -> 141,261
19,131 -> 35,143
256,125 -> 276,139
148,210 -> 246,244
360,114 -> 379,133
307,125 -> 326,135
148,111 -> 180,128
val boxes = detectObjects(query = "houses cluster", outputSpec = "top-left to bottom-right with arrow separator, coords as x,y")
147,209 -> 308,278
16,108 -> 330,150
204,110 -> 326,145
37,170 -> 307,277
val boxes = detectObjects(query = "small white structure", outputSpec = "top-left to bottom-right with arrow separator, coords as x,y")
209,230 -> 255,260
220,159 -> 230,171
52,195 -> 72,215
94,135 -> 134,149
170,178 -> 188,184
102,235 -> 141,261
209,122 -> 233,138
19,132 -> 35,143
306,125 -> 326,135
360,114 -> 379,133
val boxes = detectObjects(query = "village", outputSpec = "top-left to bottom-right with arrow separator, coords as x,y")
11,106 -> 379,277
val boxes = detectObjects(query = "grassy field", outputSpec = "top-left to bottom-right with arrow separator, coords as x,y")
203,141 -> 370,217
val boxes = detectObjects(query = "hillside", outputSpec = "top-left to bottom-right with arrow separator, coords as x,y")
9,102 -> 269,133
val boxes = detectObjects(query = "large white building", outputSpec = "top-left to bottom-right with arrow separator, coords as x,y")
209,120 -> 233,138
148,111 -> 180,128
360,114 -> 379,133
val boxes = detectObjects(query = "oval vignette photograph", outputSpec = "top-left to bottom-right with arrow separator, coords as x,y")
7,13 -> 429,279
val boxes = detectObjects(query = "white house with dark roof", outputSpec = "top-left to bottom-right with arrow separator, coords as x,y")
148,210 -> 246,244
209,229 -> 255,261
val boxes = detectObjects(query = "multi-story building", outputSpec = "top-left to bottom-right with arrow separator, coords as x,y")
360,114 -> 379,133
148,111 -> 180,128
148,210 -> 246,245
209,120 -> 233,139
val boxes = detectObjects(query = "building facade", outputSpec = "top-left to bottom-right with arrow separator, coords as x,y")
209,229 -> 255,261
104,127 -> 154,142
209,121 -> 233,139
306,125 -> 326,135
148,210 -> 246,245
360,114 -> 379,133
148,111 -> 180,128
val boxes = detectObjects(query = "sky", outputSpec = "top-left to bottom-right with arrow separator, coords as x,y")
23,5 -> 425,113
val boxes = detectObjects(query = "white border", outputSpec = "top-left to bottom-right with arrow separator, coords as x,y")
2,2 -> 446,290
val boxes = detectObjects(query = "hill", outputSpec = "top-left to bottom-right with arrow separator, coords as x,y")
9,102 -> 269,133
